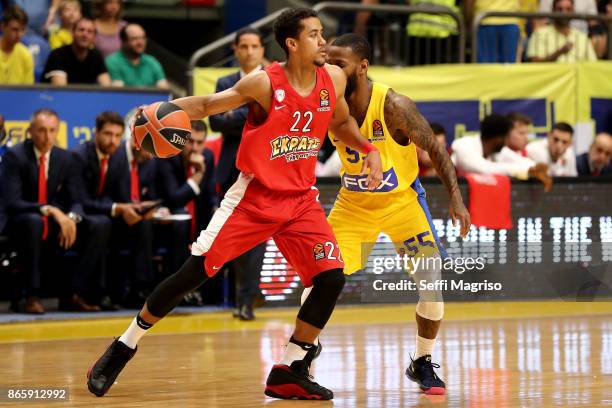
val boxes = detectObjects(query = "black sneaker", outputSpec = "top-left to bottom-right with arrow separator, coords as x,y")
405,355 -> 446,395
87,338 -> 137,397
264,359 -> 333,400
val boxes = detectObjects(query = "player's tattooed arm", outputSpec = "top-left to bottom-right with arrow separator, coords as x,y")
386,90 -> 471,236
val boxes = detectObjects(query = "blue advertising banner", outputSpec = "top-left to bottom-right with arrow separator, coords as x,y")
0,85 -> 171,151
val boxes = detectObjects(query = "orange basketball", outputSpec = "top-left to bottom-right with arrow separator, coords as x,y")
132,101 -> 191,158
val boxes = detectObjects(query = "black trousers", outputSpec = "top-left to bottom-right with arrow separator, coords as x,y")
8,213 -> 111,298
232,241 -> 266,307
109,219 -> 154,298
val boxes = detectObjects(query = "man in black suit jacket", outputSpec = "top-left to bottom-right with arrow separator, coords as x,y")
73,111 -> 157,309
2,109 -> 109,314
156,120 -> 216,305
576,133 -> 612,176
209,27 -> 266,320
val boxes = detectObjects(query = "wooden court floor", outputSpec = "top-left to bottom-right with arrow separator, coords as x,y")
0,302 -> 611,407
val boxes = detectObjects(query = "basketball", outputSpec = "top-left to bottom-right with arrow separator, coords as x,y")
133,101 -> 191,158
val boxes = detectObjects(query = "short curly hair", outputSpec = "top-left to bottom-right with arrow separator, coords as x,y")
273,8 -> 319,56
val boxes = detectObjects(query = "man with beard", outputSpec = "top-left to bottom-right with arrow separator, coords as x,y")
312,33 -> 470,396
527,0 -> 597,62
42,17 -> 111,85
106,23 -> 169,89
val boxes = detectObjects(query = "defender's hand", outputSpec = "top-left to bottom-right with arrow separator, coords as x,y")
528,163 -> 553,192
361,150 -> 383,190
449,194 -> 471,237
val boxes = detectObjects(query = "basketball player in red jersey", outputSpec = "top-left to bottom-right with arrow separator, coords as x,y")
87,8 -> 383,401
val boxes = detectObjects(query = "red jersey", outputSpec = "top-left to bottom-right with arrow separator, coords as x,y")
236,62 -> 336,192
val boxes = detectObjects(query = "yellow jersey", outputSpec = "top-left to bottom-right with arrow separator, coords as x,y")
330,82 -> 419,216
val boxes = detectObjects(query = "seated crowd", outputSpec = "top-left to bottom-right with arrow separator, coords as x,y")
0,1 -> 168,88
0,109 -> 216,314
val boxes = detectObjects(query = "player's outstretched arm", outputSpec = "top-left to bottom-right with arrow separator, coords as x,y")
386,90 -> 471,237
172,70 -> 270,120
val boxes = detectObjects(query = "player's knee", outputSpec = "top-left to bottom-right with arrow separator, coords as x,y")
416,300 -> 444,321
175,255 -> 207,288
312,268 -> 345,299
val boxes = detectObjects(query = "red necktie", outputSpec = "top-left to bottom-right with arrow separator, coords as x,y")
593,168 -> 601,176
130,159 -> 140,203
38,154 -> 48,240
186,165 -> 197,239
521,148 -> 528,157
98,157 -> 108,196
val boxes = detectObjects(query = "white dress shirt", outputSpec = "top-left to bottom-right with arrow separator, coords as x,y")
451,135 -> 532,179
526,139 -> 578,176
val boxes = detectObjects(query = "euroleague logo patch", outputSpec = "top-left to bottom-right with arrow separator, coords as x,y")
319,89 -> 329,107
313,243 -> 325,260
372,119 -> 385,140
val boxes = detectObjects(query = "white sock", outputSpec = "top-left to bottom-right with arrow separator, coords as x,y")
280,341 -> 308,366
118,316 -> 150,349
415,334 -> 436,359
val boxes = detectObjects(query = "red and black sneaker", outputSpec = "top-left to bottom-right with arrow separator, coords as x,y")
265,360 -> 333,400
405,355 -> 446,395
87,338 -> 137,397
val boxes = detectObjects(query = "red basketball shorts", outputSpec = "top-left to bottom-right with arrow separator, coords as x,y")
190,173 -> 344,287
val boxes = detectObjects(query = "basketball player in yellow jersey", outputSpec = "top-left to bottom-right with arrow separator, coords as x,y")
319,34 -> 470,395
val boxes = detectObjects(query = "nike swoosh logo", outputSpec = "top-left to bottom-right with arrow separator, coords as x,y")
274,105 -> 287,110
212,266 -> 221,270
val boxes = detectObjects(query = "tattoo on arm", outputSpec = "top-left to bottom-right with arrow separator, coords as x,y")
386,90 -> 461,199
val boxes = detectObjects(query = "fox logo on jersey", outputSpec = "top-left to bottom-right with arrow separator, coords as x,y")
270,135 -> 321,162
342,167 -> 399,192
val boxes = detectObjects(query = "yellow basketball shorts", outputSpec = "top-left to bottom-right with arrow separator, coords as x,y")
328,182 -> 446,275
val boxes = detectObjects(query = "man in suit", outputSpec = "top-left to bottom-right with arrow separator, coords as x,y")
209,27 -> 266,320
156,120 -> 216,305
576,132 -> 612,176
2,109 -> 108,314
73,111 -> 157,309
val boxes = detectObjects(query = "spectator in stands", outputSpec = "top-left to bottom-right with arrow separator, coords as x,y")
465,0 -> 522,62
539,0 -> 598,34
527,0 -> 598,62
10,0 -> 59,35
156,120 -> 216,306
22,26 -> 50,82
106,23 -> 168,89
210,27 -> 265,321
93,0 -> 127,58
42,17 -> 111,85
418,123 -> 448,177
576,132 -> 612,175
1,108 -> 109,314
494,112 -> 535,165
452,114 -> 552,189
591,0 -> 612,59
48,0 -> 81,50
0,5 -> 34,84
73,111 -> 157,309
526,122 -> 578,176
406,0 -> 459,65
